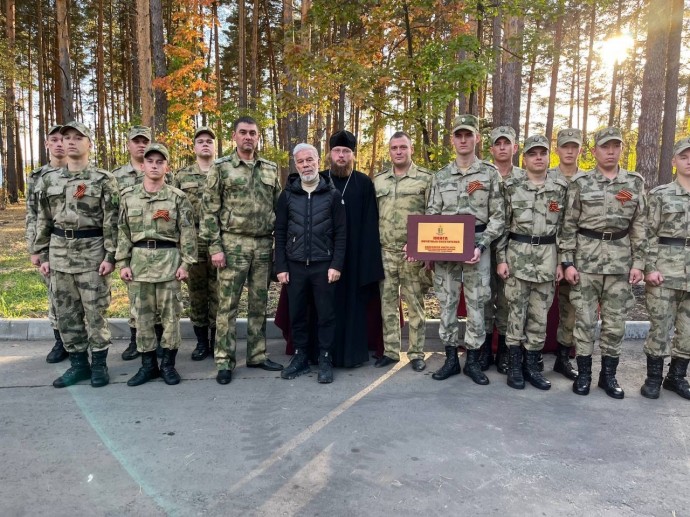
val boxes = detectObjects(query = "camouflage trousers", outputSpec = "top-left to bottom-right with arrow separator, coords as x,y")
643,285 -> 690,360
215,234 -> 272,371
556,280 -> 576,347
433,250 -> 491,350
484,249 -> 508,335
187,246 -> 218,328
380,249 -> 432,361
130,280 -> 182,352
40,273 -> 57,329
127,283 -> 162,328
50,269 -> 111,353
504,276 -> 556,351
569,273 -> 632,357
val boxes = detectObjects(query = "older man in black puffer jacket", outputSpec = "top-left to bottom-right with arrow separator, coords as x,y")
274,143 -> 346,383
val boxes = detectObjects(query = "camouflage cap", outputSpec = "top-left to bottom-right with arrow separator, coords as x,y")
523,134 -> 550,154
59,120 -> 92,140
594,127 -> 623,146
557,128 -> 583,147
490,126 -> 516,145
194,126 -> 216,140
127,125 -> 152,141
673,137 -> 690,156
452,114 -> 479,134
143,143 -> 170,161
47,124 -> 63,136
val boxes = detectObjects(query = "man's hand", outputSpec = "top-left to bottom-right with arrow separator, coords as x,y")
98,261 -> 114,276
30,254 -> 41,267
564,265 -> 580,285
175,266 -> 189,282
39,261 -> 50,277
120,267 -> 133,281
328,269 -> 341,283
211,252 -> 226,269
497,262 -> 510,280
645,271 -> 664,286
629,268 -> 643,285
556,264 -> 564,282
464,247 -> 482,265
277,272 -> 289,285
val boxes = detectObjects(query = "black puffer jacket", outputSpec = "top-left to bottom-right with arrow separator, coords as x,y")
274,173 -> 346,273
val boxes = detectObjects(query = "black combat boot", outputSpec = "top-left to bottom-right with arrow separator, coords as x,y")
640,354 -> 664,399
663,357 -> 690,400
191,325 -> 210,361
127,351 -> 160,386
122,327 -> 139,361
432,346 -> 461,380
507,346 -> 525,389
572,355 -> 592,395
281,349 -> 311,379
90,349 -> 110,387
160,348 -> 181,385
463,349 -> 490,385
523,350 -> 551,390
597,355 -> 625,399
155,324 -> 164,359
553,342 -> 578,380
536,351 -> 544,372
53,352 -> 91,388
478,333 -> 494,371
209,327 -> 216,357
46,329 -> 68,363
317,351 -> 333,384
495,334 -> 509,374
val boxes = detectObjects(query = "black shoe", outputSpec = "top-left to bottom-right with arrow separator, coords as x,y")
191,325 -> 210,361
572,355 -> 592,395
53,352 -> 91,388
216,369 -> 232,385
463,349 -> 490,385
90,349 -> 110,387
46,329 -> 68,363
155,324 -> 164,359
507,346 -> 525,390
318,352 -> 333,384
122,327 -> 140,361
432,346 -> 461,380
247,358 -> 284,371
160,348 -> 181,385
536,351 -> 544,372
495,335 -> 509,374
663,357 -> 690,400
523,350 -> 551,390
127,351 -> 160,386
374,355 -> 399,368
410,358 -> 426,372
640,354 -> 664,399
281,350 -> 311,379
597,355 -> 624,399
478,333 -> 494,371
553,342 -> 578,380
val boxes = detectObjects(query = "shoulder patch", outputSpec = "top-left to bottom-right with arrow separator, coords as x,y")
553,176 -> 569,189
481,160 -> 498,170
120,185 -> 136,196
214,155 -> 232,165
626,170 -> 645,182
374,167 -> 391,177
571,171 -> 588,182
649,183 -> 670,195
258,157 -> 278,169
168,186 -> 187,198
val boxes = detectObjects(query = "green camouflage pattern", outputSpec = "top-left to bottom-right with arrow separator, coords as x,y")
129,280 -> 183,352
112,162 -> 173,192
547,166 -> 582,182
485,244 -> 508,334
504,275 -> 556,351
556,281 -> 575,346
644,286 -> 690,360
25,164 -> 58,252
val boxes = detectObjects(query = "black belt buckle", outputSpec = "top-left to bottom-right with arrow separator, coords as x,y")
146,240 -> 157,249
64,229 -> 74,240
530,235 -> 541,246
685,238 -> 690,248
602,231 -> 612,241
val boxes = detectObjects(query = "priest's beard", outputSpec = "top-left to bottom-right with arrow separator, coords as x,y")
330,161 -> 354,178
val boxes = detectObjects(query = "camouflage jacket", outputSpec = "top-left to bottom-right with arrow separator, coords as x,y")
200,150 -> 281,255
496,173 -> 569,283
560,167 -> 647,274
374,162 -> 433,252
426,157 -> 505,249
34,165 -> 120,273
25,163 -> 59,252
547,165 -> 583,183
112,162 -> 172,192
115,183 -> 197,282
645,180 -> 690,291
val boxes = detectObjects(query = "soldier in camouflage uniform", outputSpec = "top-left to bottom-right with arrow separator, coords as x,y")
640,137 -> 690,401
25,124 -> 67,363
200,116 -> 284,385
174,127 -> 219,361
374,131 -> 433,372
497,135 -> 568,390
426,115 -> 505,385
117,143 -> 198,386
481,126 -> 527,373
548,128 -> 584,380
561,127 -> 647,399
33,121 -> 119,388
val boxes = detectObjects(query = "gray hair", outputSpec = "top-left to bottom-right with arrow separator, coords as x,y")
292,143 -> 319,159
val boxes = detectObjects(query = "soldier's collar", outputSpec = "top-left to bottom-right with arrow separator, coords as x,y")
452,156 -> 479,175
673,180 -> 690,196
139,183 -> 170,199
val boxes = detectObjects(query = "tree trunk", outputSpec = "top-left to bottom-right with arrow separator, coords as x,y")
491,4 -> 502,124
523,49 -> 536,139
249,0 -> 259,110
501,14 -> 524,149
5,0 -> 18,202
129,0 -> 141,118
96,0 -> 108,168
27,22 -> 35,171
607,0 -> 623,127
214,0 -> 222,155
56,0 -> 74,122
37,0 -> 46,164
582,3 -> 596,144
545,1 -> 563,143
136,0 -> 154,129
150,0 -> 167,135
238,0 -> 247,109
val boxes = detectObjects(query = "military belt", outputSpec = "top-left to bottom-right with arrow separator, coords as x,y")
133,240 -> 177,249
475,224 -> 487,233
509,232 -> 557,245
577,228 -> 628,241
658,236 -> 690,247
52,228 -> 103,239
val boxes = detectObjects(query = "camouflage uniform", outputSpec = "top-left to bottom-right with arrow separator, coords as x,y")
200,150 -> 281,371
116,183 -> 197,352
174,163 -> 218,329
374,162 -> 433,361
426,157 -> 505,350
33,165 -> 119,353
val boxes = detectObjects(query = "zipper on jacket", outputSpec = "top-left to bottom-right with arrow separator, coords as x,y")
306,192 -> 311,266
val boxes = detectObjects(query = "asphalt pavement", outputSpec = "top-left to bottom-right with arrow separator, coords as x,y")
1,336 -> 688,516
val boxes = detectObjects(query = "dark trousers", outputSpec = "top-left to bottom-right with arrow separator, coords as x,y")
287,260 -> 336,354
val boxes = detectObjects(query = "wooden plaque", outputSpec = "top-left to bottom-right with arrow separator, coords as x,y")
406,214 -> 476,261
